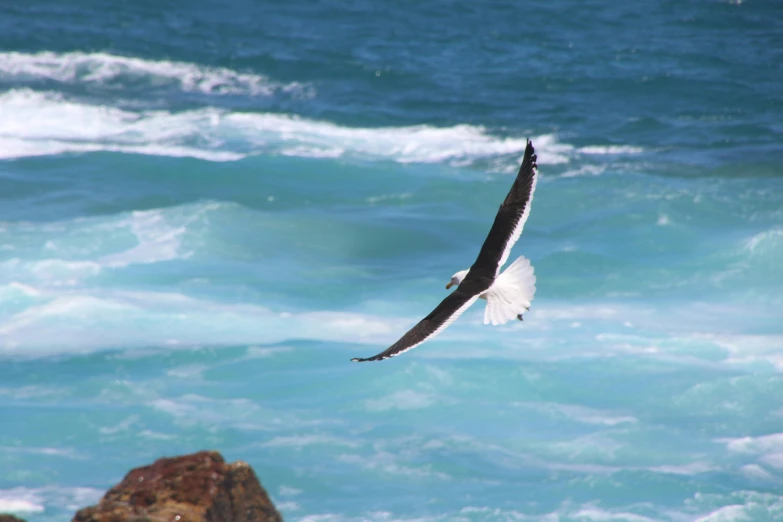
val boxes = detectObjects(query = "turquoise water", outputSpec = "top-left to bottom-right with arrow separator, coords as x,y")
1,1 -> 783,520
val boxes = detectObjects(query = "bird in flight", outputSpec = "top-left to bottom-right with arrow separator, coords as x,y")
352,140 -> 539,362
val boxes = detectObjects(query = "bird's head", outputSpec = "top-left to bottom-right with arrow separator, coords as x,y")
446,269 -> 470,289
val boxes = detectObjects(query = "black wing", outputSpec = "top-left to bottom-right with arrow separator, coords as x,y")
351,287 -> 480,362
468,140 -> 538,280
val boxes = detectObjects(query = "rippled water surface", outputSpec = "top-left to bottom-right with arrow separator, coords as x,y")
1,1 -> 782,520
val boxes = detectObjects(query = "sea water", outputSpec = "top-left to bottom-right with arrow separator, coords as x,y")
1,1 -> 782,520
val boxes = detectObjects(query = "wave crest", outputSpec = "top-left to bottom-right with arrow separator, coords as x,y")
0,89 -> 639,166
0,51 -> 312,97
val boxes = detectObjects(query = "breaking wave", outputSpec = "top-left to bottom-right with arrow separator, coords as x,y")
0,50 -> 311,97
0,89 -> 642,166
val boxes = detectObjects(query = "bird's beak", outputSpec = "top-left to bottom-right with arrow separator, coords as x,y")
446,282 -> 454,289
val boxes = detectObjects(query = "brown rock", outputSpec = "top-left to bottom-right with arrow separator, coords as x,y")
0,515 -> 27,522
72,451 -> 282,522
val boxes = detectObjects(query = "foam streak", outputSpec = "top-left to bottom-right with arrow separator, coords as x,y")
0,89 -> 640,165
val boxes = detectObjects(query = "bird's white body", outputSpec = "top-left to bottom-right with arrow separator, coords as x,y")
449,255 -> 536,326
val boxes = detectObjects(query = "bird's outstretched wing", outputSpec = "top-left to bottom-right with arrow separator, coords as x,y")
351,141 -> 537,363
351,289 -> 480,362
468,140 -> 538,279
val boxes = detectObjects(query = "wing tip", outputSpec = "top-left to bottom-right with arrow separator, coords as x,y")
351,355 -> 386,362
522,139 -> 538,176
526,139 -> 537,164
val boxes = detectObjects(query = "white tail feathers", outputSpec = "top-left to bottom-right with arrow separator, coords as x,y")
483,255 -> 536,326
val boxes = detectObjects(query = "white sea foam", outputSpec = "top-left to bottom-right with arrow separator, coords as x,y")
4,282 -> 40,296
0,500 -> 43,513
98,206 -> 209,268
0,445 -> 80,459
0,89 -> 243,161
222,111 -> 543,164
549,433 -> 624,462
0,487 -> 102,515
4,267 -> 771,361
151,394 -> 260,426
0,136 -> 244,161
723,432 -> 783,455
530,402 -> 638,426
149,394 -> 323,433
0,201 -> 222,289
718,432 -> 783,482
648,462 -> 715,475
261,434 -> 360,448
98,415 -> 140,435
0,489 -> 44,514
577,145 -> 644,155
337,451 -> 450,480
704,334 -> 783,372
426,300 -> 783,369
0,51 -> 311,97
571,507 -> 657,522
0,288 -> 405,355
740,464 -> 776,480
245,346 -> 294,358
138,429 -> 177,440
279,145 -> 345,158
279,486 -> 303,496
0,385 -> 66,399
365,390 -> 438,411
0,89 -> 637,166
1,258 -> 102,287
693,504 -> 750,522
760,453 -> 783,470
297,506 -> 551,522
276,501 -> 301,512
297,498 -> 781,522
744,228 -> 783,254
561,164 -> 607,178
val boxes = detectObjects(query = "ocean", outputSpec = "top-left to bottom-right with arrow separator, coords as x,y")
1,1 -> 782,520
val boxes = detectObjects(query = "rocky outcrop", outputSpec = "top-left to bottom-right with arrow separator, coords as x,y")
0,515 -> 27,522
72,451 -> 282,522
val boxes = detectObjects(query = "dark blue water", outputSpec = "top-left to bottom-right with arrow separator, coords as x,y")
1,1 -> 782,520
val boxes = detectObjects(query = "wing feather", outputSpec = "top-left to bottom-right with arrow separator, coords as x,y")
469,140 -> 538,278
351,290 -> 479,362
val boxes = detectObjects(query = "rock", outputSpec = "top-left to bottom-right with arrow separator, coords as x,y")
72,450 -> 282,522
0,515 -> 27,522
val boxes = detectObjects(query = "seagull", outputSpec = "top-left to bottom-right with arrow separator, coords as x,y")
352,140 -> 539,362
